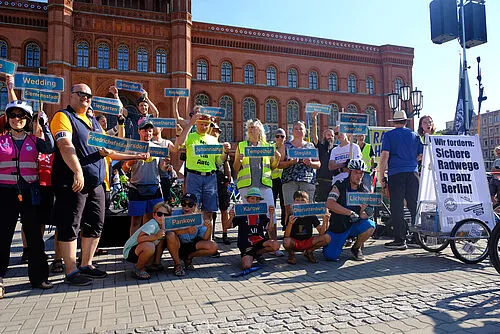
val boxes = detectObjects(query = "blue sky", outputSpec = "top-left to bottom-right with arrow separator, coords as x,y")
192,0 -> 499,130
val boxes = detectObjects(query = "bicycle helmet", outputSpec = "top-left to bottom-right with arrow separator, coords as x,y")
347,159 -> 366,172
5,100 -> 34,119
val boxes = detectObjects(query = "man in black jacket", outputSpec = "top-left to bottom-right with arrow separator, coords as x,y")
323,159 -> 375,261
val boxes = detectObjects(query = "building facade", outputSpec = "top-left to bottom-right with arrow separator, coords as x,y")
470,110 -> 500,162
0,0 -> 414,143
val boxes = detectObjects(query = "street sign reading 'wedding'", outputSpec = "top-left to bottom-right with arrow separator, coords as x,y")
14,73 -> 64,91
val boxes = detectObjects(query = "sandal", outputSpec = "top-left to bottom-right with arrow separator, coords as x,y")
145,263 -> 164,273
304,251 -> 319,264
174,264 -> 185,277
32,281 -> 53,290
184,258 -> 194,270
133,269 -> 151,280
287,253 -> 296,265
50,259 -> 64,274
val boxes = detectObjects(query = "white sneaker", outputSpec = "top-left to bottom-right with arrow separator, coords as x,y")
273,250 -> 285,257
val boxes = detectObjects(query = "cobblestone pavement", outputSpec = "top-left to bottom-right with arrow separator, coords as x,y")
1,223 -> 499,334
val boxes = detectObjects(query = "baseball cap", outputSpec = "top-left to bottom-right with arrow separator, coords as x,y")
182,193 -> 198,203
245,187 -> 264,200
275,128 -> 286,136
138,118 -> 154,130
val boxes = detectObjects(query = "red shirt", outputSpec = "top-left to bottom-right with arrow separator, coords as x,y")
39,153 -> 54,187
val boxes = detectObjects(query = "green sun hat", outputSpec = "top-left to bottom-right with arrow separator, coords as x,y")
245,187 -> 264,200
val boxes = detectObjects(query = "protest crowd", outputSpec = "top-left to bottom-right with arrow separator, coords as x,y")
1,72 -> 441,299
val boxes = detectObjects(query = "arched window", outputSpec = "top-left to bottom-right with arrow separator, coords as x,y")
288,68 -> 298,88
194,94 -> 209,106
117,45 -> 129,71
395,77 -> 403,94
265,99 -> 279,141
156,49 -> 167,74
328,73 -> 338,91
197,59 -> 208,80
366,105 -> 377,126
0,40 -> 8,58
347,104 -> 358,113
287,100 -> 299,135
137,47 -> 148,72
348,74 -> 357,93
328,103 -> 339,126
221,61 -> 232,83
366,76 -> 374,95
309,71 -> 318,90
97,43 -> 109,69
25,43 -> 40,68
266,66 -> 277,86
244,64 -> 254,85
0,82 -> 8,112
76,41 -> 89,68
219,95 -> 234,142
242,97 -> 256,122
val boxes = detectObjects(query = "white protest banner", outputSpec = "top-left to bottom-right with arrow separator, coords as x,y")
417,135 -> 495,233
369,127 -> 393,163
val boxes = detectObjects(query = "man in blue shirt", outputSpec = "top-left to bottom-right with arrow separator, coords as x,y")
378,110 -> 423,250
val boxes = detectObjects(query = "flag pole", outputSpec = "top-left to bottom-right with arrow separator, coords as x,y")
476,57 -> 487,137
459,0 -> 470,135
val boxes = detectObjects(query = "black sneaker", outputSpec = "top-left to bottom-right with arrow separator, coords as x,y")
79,266 -> 108,279
351,246 -> 365,261
222,233 -> 231,245
21,249 -> 29,264
255,254 -> 265,264
65,272 -> 92,286
384,241 -> 407,250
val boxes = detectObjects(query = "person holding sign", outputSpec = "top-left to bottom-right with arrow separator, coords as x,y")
234,119 -> 282,255
123,119 -> 169,236
271,128 -> 286,228
328,130 -> 362,185
378,110 -> 423,250
172,113 -> 230,223
324,160 -> 375,261
356,134 -> 375,191
123,202 -> 171,280
311,113 -> 336,202
283,191 -> 330,264
165,193 -> 218,276
0,99 -> 55,297
225,188 -> 280,269
278,121 -> 321,228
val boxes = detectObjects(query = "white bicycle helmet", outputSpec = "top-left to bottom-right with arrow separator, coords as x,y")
347,159 -> 366,172
5,100 -> 34,119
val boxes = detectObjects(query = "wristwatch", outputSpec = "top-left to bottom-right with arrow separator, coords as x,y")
349,211 -> 359,220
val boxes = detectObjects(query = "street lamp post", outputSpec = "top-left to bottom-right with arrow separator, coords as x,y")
387,85 -> 423,118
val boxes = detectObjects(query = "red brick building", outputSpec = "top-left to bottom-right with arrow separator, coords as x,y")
0,0 -> 414,143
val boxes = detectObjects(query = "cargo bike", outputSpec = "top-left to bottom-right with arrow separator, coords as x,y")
412,135 -> 496,264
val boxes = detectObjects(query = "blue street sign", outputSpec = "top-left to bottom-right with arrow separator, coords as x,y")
339,113 -> 368,124
347,193 -> 382,206
150,118 -> 177,129
125,139 -> 150,154
339,123 -> 368,135
244,146 -> 275,157
22,89 -> 60,104
164,88 -> 190,97
0,59 -> 17,75
194,144 -> 223,155
199,106 -> 226,118
149,146 -> 169,158
235,203 -> 268,216
87,131 -> 128,152
91,97 -> 121,116
288,147 -> 318,159
305,103 -> 331,115
115,79 -> 142,92
164,213 -> 203,231
292,203 -> 326,217
14,73 -> 64,91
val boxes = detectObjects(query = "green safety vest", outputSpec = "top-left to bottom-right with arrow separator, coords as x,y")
360,143 -> 372,173
185,132 -> 218,172
237,141 -> 273,189
271,143 -> 283,179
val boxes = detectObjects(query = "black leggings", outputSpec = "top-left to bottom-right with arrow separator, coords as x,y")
0,186 -> 48,286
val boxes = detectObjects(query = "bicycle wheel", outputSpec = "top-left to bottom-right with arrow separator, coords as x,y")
450,218 -> 490,264
416,232 -> 450,253
489,224 -> 500,274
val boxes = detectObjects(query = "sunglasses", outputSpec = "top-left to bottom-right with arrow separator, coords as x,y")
73,91 -> 93,99
275,135 -> 285,138
8,112 -> 28,119
334,132 -> 339,135
181,201 -> 195,208
155,211 -> 169,217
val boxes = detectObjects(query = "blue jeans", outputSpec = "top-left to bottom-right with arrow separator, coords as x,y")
186,172 -> 218,212
323,219 -> 376,261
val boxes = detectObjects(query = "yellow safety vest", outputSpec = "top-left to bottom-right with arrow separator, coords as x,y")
360,143 -> 372,173
237,141 -> 272,189
271,143 -> 283,179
